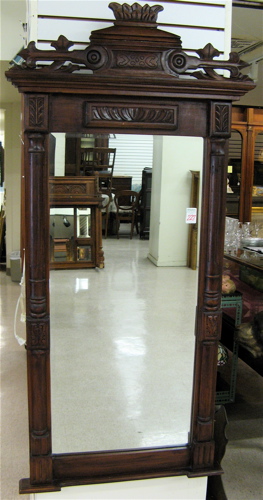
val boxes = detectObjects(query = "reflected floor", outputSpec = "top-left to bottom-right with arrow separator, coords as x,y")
50,236 -> 198,453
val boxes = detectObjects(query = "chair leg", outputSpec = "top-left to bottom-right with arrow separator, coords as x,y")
116,214 -> 120,239
104,207 -> 109,239
130,213 -> 135,239
135,212 -> 139,234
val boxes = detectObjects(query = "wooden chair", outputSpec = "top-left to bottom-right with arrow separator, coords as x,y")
81,147 -> 116,238
81,147 -> 116,194
101,193 -> 112,239
114,190 -> 140,239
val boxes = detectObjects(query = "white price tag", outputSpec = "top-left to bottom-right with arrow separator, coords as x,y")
186,208 -> 197,224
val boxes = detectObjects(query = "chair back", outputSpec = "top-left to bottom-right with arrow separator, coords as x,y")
81,147 -> 116,193
114,190 -> 140,211
114,190 -> 140,239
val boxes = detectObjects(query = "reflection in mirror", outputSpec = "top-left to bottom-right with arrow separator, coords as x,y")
76,208 -> 91,239
50,207 -> 92,263
227,130 -> 242,219
253,131 -> 263,189
49,134 -> 203,454
252,131 -> 263,235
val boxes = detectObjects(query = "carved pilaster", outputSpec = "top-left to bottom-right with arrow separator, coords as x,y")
24,130 -> 52,484
191,132 -> 228,470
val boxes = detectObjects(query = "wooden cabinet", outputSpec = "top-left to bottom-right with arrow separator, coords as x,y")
112,175 -> 132,192
49,177 -> 104,269
140,167 -> 152,240
226,193 -> 240,218
230,107 -> 263,222
64,135 -> 82,176
216,292 -> 242,404
222,252 -> 263,375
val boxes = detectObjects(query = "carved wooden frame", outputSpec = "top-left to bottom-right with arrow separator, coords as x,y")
6,2 -> 255,494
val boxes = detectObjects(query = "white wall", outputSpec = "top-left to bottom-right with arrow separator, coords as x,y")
34,0 -> 231,58
0,0 -> 27,60
2,102 -> 22,268
0,0 -> 27,269
53,133 -> 66,176
148,136 -> 203,266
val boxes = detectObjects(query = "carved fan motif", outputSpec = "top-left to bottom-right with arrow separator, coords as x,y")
109,2 -> 164,22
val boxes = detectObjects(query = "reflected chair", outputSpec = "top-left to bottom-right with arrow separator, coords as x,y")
101,193 -> 113,239
81,147 -> 116,239
114,190 -> 140,239
81,147 -> 116,194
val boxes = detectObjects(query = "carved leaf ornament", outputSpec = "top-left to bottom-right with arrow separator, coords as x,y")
14,2 -> 251,83
92,106 -> 174,123
109,2 -> 164,22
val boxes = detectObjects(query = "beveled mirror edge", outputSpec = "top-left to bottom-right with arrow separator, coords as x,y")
5,2 -> 255,493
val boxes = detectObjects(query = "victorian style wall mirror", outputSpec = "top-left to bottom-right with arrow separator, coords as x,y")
6,2 -> 254,494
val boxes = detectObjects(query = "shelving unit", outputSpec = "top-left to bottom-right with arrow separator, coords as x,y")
216,292 -> 243,404
140,167 -> 152,240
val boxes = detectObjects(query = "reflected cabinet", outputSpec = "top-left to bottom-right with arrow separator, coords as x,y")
5,1 -> 255,494
49,177 -> 104,269
228,107 -> 263,221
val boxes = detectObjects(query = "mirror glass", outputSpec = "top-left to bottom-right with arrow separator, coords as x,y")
227,130 -> 242,219
253,131 -> 263,191
49,133 -> 203,454
50,207 -> 92,263
252,130 -> 263,232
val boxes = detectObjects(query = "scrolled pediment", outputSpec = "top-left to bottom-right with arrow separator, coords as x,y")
6,1 -> 254,92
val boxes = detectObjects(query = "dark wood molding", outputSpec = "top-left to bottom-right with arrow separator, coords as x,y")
233,1 -> 263,9
6,2 -> 255,494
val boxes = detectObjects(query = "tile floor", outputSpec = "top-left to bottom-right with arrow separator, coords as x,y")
1,233 -> 262,499
50,237 -> 197,453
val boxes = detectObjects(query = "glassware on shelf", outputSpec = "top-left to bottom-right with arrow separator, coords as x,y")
224,217 -> 241,255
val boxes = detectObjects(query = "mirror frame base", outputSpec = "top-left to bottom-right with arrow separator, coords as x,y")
19,478 -> 61,494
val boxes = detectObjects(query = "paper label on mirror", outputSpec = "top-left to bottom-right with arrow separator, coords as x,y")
186,208 -> 197,224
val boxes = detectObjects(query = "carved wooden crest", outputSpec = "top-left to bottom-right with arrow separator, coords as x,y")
13,2 -> 250,82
